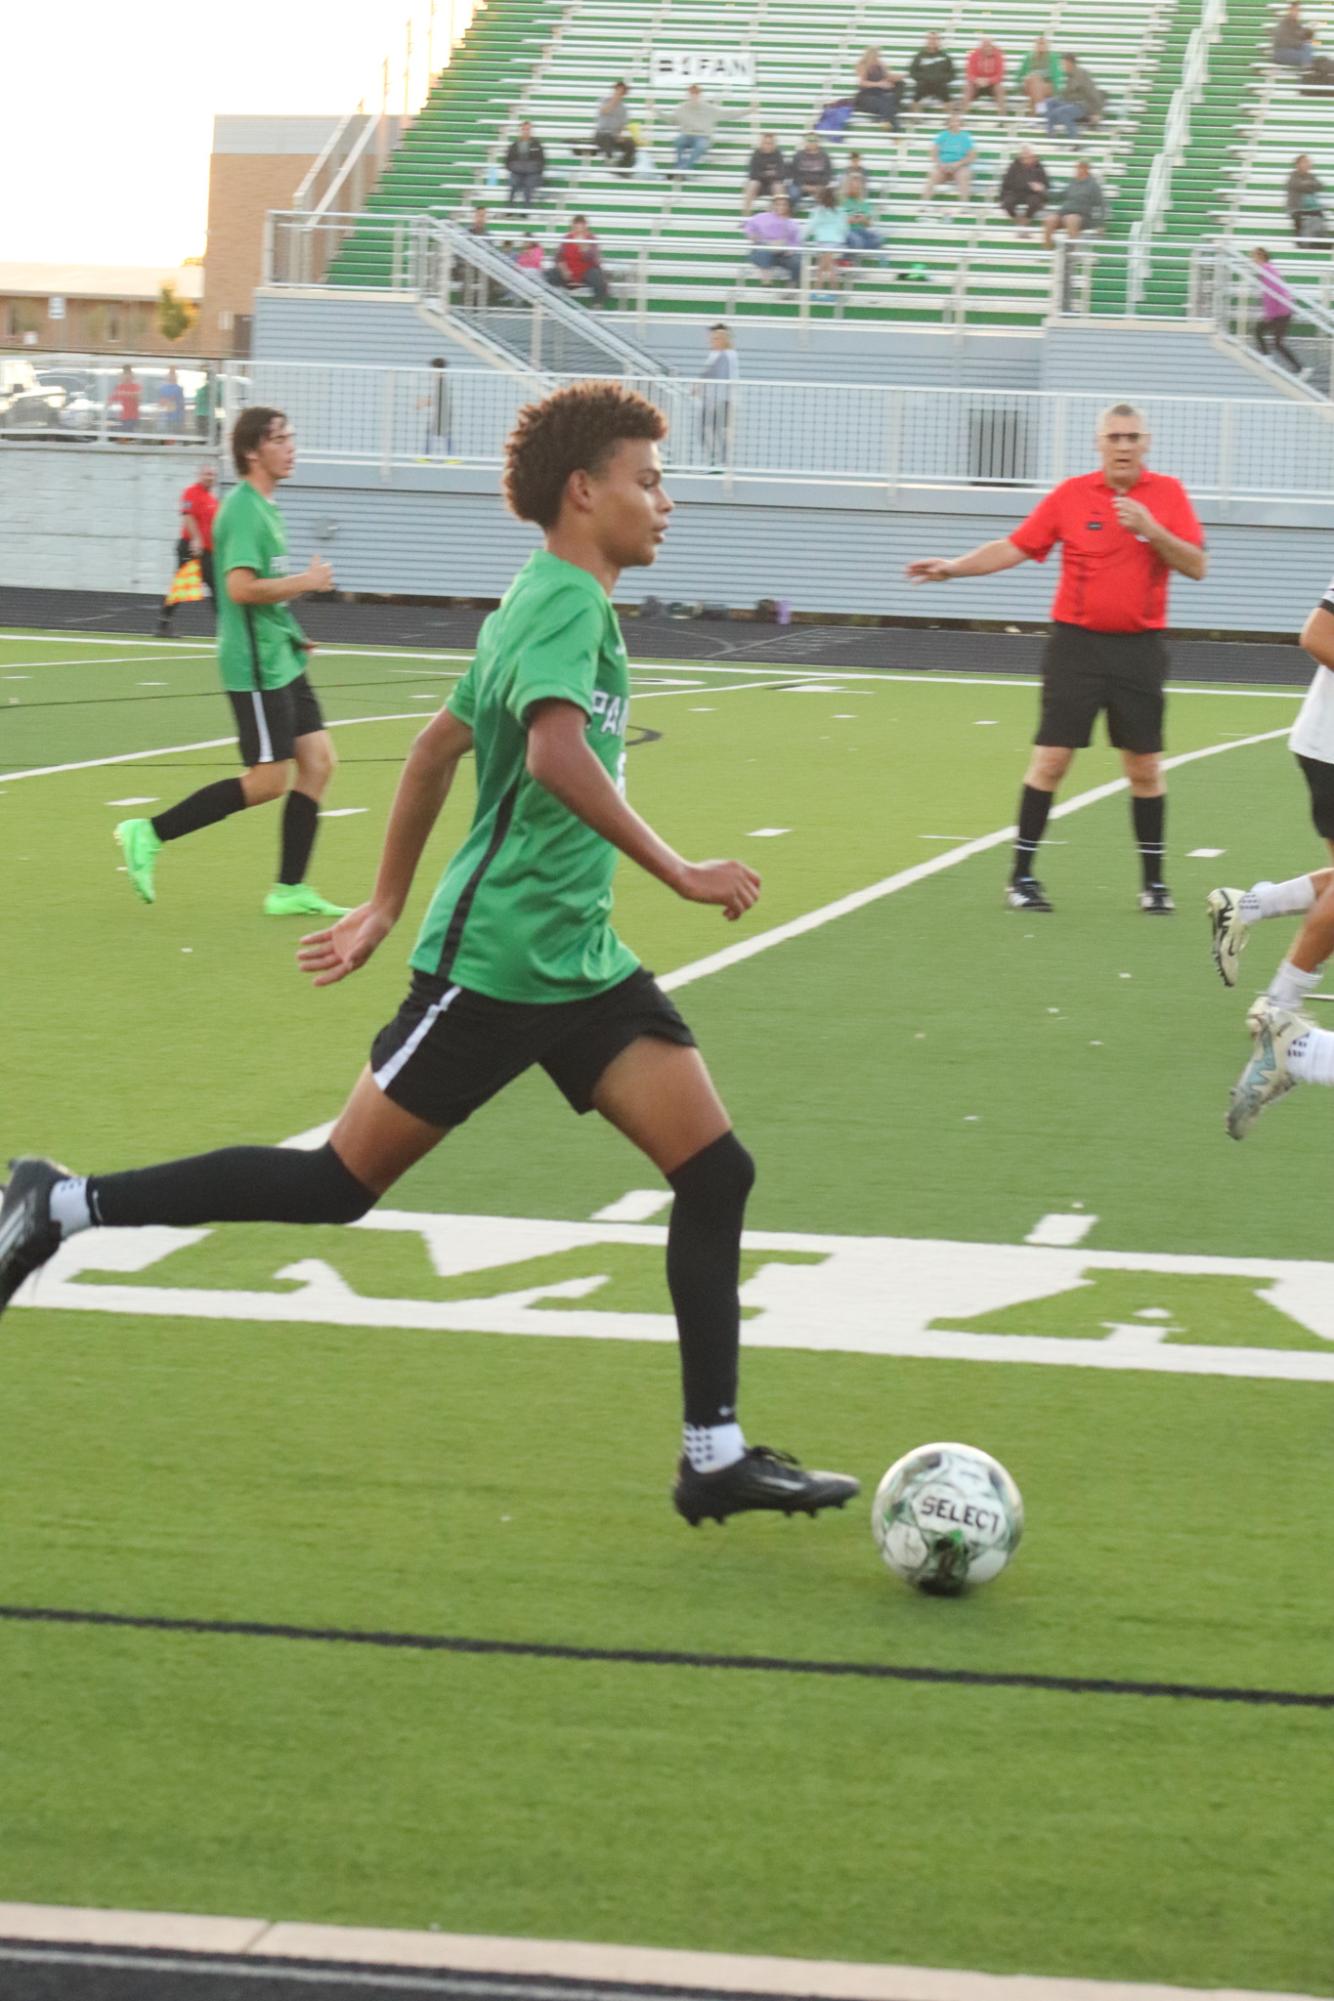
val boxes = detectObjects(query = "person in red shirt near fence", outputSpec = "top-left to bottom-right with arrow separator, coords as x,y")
906,401 -> 1208,914
156,464 -> 221,636
961,36 -> 1008,116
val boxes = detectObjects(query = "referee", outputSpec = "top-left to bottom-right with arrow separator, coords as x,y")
906,402 -> 1207,913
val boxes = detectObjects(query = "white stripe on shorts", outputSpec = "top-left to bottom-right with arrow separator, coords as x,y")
372,984 -> 462,1093
250,691 -> 274,763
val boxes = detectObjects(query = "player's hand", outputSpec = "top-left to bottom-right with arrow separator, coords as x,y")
905,557 -> 955,583
676,859 -> 762,922
305,554 -> 335,593
1112,496 -> 1156,538
297,902 -> 394,987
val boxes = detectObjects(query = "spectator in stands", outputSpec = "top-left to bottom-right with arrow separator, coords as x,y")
192,371 -> 216,441
1044,54 -> 1104,138
420,356 -> 453,455
514,237 -> 546,273
743,194 -> 803,286
844,151 -> 871,191
590,80 -> 635,170
157,367 -> 186,436
1251,247 -> 1313,375
909,32 -> 956,107
1016,36 -> 1062,115
108,365 -> 140,434
504,122 -> 546,209
673,84 -> 724,174
549,215 -> 611,306
742,132 -> 786,214
999,147 -> 1050,231
788,134 -> 835,213
695,324 -> 739,466
840,171 -> 883,254
1273,4 -> 1317,68
803,185 -> 852,297
854,48 -> 903,130
1042,159 -> 1106,246
921,112 -> 977,218
962,36 -> 1008,116
1287,154 -> 1330,237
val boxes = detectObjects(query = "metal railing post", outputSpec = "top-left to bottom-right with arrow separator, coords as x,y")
531,302 -> 544,367
637,249 -> 649,329
381,368 -> 396,482
1049,393 -> 1069,484
1217,398 -> 1235,511
798,246 -> 811,342
885,385 -> 901,496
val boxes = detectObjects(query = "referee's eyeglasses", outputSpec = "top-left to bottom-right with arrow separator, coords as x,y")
1104,430 -> 1144,442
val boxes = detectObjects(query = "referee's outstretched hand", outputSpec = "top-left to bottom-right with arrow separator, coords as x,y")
676,859 -> 762,922
298,902 -> 394,987
905,557 -> 954,583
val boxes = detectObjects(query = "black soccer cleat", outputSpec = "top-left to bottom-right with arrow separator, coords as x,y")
1139,882 -> 1176,915
673,1446 -> 860,1526
0,1157 -> 66,1316
1004,875 -> 1053,912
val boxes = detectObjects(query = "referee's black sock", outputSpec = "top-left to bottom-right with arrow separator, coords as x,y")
1132,792 -> 1167,887
278,789 -> 320,886
666,1132 -> 755,1428
151,778 -> 248,845
1013,784 -> 1054,881
87,1142 -> 376,1230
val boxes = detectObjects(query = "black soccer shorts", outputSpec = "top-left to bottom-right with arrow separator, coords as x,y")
369,966 -> 697,1129
1035,624 -> 1169,754
228,672 -> 325,766
1297,753 -> 1334,841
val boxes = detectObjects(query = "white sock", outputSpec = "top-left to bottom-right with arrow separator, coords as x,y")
49,1177 -> 92,1238
1239,877 -> 1317,923
1268,960 -> 1322,1011
1287,1025 -> 1334,1085
683,1421 -> 747,1474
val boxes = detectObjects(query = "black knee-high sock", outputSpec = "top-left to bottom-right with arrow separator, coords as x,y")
151,778 -> 247,845
1014,783 -> 1054,881
1132,792 -> 1166,887
278,790 -> 320,886
666,1132 -> 755,1427
88,1142 -> 375,1230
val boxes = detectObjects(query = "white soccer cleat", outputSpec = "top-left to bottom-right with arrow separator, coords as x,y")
1226,998 -> 1311,1141
1207,887 -> 1249,988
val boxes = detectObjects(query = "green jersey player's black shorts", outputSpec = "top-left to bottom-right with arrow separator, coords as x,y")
228,671 -> 324,766
369,966 -> 697,1128
1034,623 -> 1169,754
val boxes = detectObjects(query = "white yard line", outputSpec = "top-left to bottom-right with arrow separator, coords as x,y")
0,1904 -> 1321,2001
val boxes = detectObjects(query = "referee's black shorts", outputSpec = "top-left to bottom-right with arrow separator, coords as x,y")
369,966 -> 697,1128
1035,623 -> 1170,754
228,672 -> 325,766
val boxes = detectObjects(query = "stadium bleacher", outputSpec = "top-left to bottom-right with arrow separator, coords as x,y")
1215,0 -> 1334,299
331,0 -> 1189,327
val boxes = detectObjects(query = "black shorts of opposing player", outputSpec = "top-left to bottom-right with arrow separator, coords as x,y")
1297,754 -> 1334,841
370,966 -> 695,1128
1035,624 -> 1169,753
228,672 -> 325,766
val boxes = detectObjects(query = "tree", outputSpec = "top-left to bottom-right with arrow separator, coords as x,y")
157,284 -> 195,343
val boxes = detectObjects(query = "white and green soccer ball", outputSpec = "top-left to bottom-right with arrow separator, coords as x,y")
872,1441 -> 1024,1596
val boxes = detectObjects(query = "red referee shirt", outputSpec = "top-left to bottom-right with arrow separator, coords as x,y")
181,482 -> 220,551
1009,469 -> 1204,633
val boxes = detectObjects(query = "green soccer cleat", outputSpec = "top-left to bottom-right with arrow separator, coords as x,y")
262,884 -> 352,919
1226,998 -> 1311,1141
114,818 -> 162,904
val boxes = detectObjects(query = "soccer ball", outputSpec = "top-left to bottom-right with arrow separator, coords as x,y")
871,1441 -> 1024,1596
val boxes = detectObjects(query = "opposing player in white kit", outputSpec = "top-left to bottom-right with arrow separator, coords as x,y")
1210,582 -> 1334,1136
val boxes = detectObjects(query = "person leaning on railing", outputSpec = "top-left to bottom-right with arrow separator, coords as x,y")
1251,247 -> 1314,377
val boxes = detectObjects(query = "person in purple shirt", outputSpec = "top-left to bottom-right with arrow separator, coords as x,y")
743,194 -> 803,285
1251,246 -> 1313,376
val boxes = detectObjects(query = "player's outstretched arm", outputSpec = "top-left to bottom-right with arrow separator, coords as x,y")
227,556 -> 334,607
298,706 -> 475,986
527,699 -> 760,921
906,538 -> 1029,583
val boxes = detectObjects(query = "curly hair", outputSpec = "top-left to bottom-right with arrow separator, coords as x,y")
502,381 -> 667,530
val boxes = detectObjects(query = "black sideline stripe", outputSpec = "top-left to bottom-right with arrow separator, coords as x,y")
0,1604 -> 1329,1709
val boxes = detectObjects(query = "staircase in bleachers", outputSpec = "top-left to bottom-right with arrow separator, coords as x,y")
328,0 -> 1195,328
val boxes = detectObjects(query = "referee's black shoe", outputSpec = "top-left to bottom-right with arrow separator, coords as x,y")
1004,875 -> 1053,913
0,1158 -> 65,1316
674,1446 -> 860,1525
1139,883 -> 1176,915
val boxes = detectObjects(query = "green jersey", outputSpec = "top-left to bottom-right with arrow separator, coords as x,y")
214,480 -> 308,693
411,549 -> 639,1003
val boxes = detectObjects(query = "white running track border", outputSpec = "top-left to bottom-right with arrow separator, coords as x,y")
0,1904 -> 1320,2001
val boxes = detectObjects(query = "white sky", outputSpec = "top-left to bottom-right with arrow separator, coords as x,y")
3,0 -> 464,266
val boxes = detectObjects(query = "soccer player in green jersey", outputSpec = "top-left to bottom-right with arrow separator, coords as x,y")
1,382 -> 857,1529
115,406 -> 349,920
